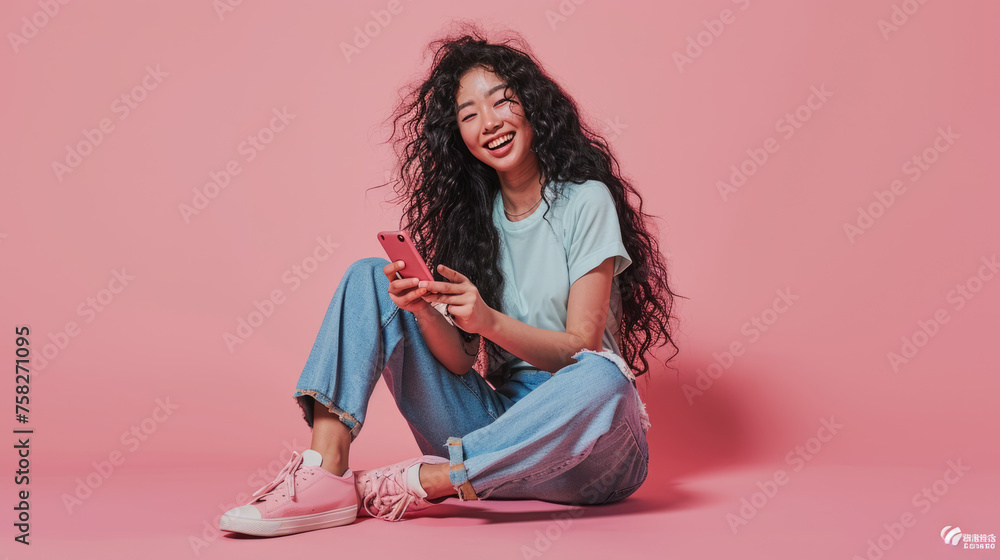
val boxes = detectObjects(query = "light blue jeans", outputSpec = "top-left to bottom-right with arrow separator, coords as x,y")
293,257 -> 649,504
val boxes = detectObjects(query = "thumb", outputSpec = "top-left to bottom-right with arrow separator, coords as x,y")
436,263 -> 457,280
437,263 -> 469,283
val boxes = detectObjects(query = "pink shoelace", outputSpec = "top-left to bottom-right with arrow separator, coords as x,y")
359,465 -> 421,521
249,451 -> 305,504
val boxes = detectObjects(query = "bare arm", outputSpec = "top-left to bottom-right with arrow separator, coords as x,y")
480,257 -> 614,373
421,257 -> 615,374
381,260 -> 479,375
411,302 -> 480,375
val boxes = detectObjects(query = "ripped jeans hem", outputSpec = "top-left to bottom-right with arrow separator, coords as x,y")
570,349 -> 651,433
293,390 -> 363,441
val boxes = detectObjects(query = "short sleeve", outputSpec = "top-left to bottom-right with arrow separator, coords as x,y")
564,181 -> 633,285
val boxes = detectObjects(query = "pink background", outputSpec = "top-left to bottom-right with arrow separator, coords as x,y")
2,1 -> 998,558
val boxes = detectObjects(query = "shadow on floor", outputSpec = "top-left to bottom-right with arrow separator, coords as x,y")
412,481 -> 704,524
222,349 -> 788,536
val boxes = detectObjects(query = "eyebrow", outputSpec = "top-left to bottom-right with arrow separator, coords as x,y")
456,83 -> 508,111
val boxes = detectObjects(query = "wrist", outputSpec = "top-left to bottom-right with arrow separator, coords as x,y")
480,306 -> 501,339
411,301 -> 435,321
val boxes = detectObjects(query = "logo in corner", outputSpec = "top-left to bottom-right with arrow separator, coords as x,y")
942,526 -> 963,546
941,525 -> 997,550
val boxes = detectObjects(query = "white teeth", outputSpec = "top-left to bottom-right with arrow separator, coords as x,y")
488,132 -> 514,149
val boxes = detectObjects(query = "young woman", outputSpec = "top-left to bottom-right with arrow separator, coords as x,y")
220,27 -> 677,537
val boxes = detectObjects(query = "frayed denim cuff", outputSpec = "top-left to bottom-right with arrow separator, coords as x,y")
293,390 -> 363,440
446,436 -> 479,501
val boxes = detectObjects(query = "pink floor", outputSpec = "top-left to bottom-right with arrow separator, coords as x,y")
19,461 -> 997,560
4,1 -> 998,559
12,371 -> 1000,560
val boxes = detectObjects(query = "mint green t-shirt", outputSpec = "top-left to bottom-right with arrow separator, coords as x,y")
491,179 -> 632,377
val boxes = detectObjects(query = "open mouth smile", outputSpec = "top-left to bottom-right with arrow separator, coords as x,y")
485,132 -> 515,150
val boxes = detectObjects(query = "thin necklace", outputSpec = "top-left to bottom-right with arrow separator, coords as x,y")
504,195 -> 543,218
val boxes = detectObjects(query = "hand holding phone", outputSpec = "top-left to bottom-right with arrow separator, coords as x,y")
377,230 -> 456,326
377,231 -> 434,282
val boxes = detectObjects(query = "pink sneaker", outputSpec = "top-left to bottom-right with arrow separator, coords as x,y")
355,455 -> 449,521
219,450 -> 358,537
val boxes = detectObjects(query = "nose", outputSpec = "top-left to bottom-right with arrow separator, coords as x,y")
482,107 -> 502,134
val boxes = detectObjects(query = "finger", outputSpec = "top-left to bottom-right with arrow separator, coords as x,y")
436,263 -> 468,283
418,279 -> 459,293
421,293 -> 458,305
382,260 -> 405,281
403,287 -> 428,303
390,277 -> 420,292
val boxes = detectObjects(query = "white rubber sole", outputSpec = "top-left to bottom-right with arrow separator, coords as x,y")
220,505 -> 358,537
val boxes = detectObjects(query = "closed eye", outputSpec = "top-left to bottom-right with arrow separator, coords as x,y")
460,98 -> 513,122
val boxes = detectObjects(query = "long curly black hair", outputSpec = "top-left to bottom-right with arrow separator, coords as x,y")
377,24 -> 679,377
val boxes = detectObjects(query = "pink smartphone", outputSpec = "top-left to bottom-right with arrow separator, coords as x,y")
377,230 -> 434,282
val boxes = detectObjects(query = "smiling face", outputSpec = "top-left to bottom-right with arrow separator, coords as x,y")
455,66 -> 538,176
